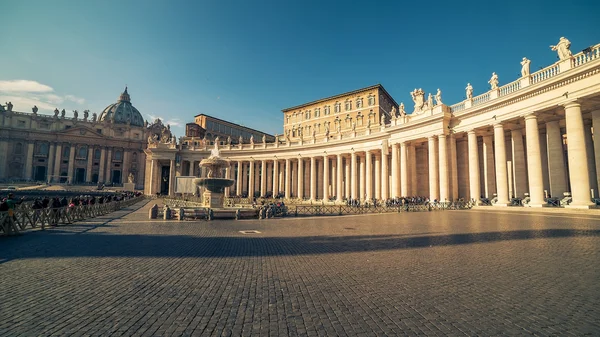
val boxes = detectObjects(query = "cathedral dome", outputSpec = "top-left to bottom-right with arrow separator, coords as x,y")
98,87 -> 144,127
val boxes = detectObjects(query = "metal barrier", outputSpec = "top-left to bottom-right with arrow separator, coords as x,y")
292,201 -> 471,217
0,196 -> 144,236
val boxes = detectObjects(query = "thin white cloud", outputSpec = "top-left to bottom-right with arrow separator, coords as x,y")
0,80 -> 53,93
166,119 -> 182,127
0,79 -> 86,114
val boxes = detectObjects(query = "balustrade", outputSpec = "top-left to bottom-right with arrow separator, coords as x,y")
498,79 -> 521,97
572,43 -> 600,68
531,64 -> 560,84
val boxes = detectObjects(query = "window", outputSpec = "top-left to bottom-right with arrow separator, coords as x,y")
314,108 -> 320,118
324,105 -> 330,115
38,143 -> 49,156
286,115 -> 290,124
97,129 -> 102,134
134,133 -> 140,139
78,146 -> 87,159
94,149 -> 101,160
14,143 -> 23,155
368,95 -> 375,106
63,146 -> 70,158
132,152 -> 138,162
65,125 -> 71,129
18,120 -> 26,128
356,98 -> 363,108
357,113 -> 364,126
305,110 -> 310,120
345,100 -> 351,111
114,150 -> 122,161
334,102 -> 341,113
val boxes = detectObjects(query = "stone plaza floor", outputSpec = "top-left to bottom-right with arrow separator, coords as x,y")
1,201 -> 600,336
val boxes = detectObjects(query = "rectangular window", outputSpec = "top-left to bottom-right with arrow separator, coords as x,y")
97,129 -> 102,134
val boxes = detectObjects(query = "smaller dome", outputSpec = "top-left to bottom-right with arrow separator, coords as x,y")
98,87 -> 144,127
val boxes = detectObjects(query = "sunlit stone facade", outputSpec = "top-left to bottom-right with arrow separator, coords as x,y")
145,38 -> 600,208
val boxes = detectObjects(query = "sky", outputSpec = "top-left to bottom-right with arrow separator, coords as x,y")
1,0 -> 599,137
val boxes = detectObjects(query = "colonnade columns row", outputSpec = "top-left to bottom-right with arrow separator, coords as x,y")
168,159 -> 175,196
25,142 -> 34,180
450,134 -> 459,200
260,160 -> 267,197
248,160 -> 255,198
365,151 -> 373,200
47,144 -> 55,183
54,143 -> 63,181
482,135 -> 496,198
438,134 -> 449,202
359,156 -> 365,201
285,159 -> 291,199
331,159 -> 337,200
428,136 -> 439,201
345,157 -> 351,199
524,114 -> 545,206
310,157 -> 316,200
511,129 -> 528,198
86,147 -> 93,182
467,130 -> 481,204
323,156 -> 329,201
583,120 -> 599,197
236,161 -> 242,196
494,124 -> 510,205
374,154 -> 381,199
545,121 -> 567,196
351,152 -> 358,200
564,102 -> 594,207
400,143 -> 408,197
381,147 -> 389,200
336,155 -> 343,202
391,143 -> 400,198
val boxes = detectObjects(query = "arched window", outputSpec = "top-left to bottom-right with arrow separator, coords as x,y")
132,152 -> 138,162
114,150 -> 122,161
62,146 -> 70,158
78,146 -> 87,159
14,143 -> 23,155
38,143 -> 49,156
368,95 -> 375,106
94,149 -> 101,160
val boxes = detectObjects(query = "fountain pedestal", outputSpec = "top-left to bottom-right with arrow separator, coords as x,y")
203,190 -> 224,208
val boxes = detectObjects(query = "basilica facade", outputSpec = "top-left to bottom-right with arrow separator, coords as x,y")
0,88 -> 171,189
144,37 -> 600,209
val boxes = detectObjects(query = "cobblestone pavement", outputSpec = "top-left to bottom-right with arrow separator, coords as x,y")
1,202 -> 600,336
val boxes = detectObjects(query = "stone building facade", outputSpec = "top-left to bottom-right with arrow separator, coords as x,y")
145,37 -> 600,208
0,88 -> 165,189
193,114 -> 275,145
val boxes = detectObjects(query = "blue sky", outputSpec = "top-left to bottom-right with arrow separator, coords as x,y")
1,0 -> 599,136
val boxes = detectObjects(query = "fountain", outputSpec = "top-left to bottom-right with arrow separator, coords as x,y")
194,142 -> 234,208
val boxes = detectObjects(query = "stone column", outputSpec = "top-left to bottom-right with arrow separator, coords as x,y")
592,110 -> 600,192
166,159 -> 174,196
316,159 -> 322,199
564,102 -> 593,207
400,143 -> 408,197
391,143 -> 400,198
0,139 -> 8,179
47,143 -> 55,183
494,124 -> 510,205
67,145 -> 76,183
365,151 -> 373,200
105,148 -> 112,183
297,158 -> 304,200
310,157 -> 316,200
236,161 -> 243,196
374,153 -> 381,200
285,159 -> 291,199
359,155 -> 365,201
273,160 -> 279,197
260,160 -> 267,197
336,154 -> 343,202
97,147 -> 105,183
584,121 -> 598,197
224,164 -> 231,197
345,157 -> 351,199
351,152 -> 358,200
524,114 -> 545,206
438,135 -> 449,202
381,149 -> 389,200
450,134 -> 459,201
331,158 -> 336,199
409,145 -> 417,195
468,131 -> 481,204
546,121 -> 567,197
291,161 -> 297,197
428,136 -> 439,201
323,156 -> 330,201
86,147 -> 93,182
25,142 -> 34,180
511,129 -> 528,198
482,135 -> 496,198
248,160 -> 255,198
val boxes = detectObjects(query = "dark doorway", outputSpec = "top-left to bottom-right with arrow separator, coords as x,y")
112,170 -> 122,184
75,168 -> 86,184
34,166 -> 47,182
60,171 -> 68,183
161,166 -> 170,195
92,173 -> 99,184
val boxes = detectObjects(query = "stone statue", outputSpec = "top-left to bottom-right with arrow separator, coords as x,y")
214,136 -> 220,145
380,114 -> 385,126
227,136 -> 231,145
410,88 -> 425,112
521,57 -> 531,77
32,105 -> 38,114
239,135 -> 243,144
324,124 -> 330,137
399,102 -> 406,116
250,135 -> 254,144
488,72 -> 499,90
336,123 -> 341,134
61,109 -> 66,118
391,106 -> 397,117
170,136 -> 176,145
73,110 -> 78,120
262,134 -> 266,143
83,110 -> 89,121
92,112 -> 97,122
550,37 -> 572,60
6,102 -> 13,112
128,172 -> 135,184
285,129 -> 291,142
465,83 -> 473,100
427,93 -> 433,109
148,134 -> 159,144
434,89 -> 443,106
54,108 -> 59,117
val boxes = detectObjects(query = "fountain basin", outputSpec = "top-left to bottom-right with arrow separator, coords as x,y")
193,178 -> 234,193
